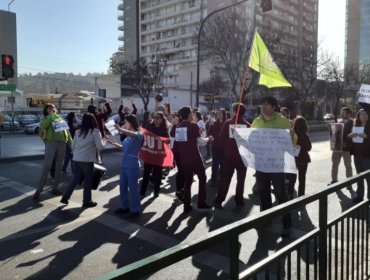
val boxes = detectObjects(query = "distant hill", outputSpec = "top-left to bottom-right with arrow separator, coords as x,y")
17,72 -> 105,94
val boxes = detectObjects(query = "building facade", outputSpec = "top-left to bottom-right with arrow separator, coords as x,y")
117,0 -> 318,108
345,0 -> 370,69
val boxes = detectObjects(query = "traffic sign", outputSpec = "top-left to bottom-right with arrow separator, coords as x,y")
0,84 -> 16,91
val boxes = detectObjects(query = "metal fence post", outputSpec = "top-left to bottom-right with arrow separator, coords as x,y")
229,236 -> 240,280
319,196 -> 328,280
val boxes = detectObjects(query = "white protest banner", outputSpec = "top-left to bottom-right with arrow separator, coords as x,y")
104,119 -> 119,136
234,127 -> 297,174
357,84 -> 370,104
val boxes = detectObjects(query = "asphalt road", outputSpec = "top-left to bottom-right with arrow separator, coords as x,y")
0,131 -> 359,279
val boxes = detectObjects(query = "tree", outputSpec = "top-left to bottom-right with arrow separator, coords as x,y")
199,71 -> 228,108
198,9 -> 284,101
320,58 -> 357,121
110,55 -> 167,111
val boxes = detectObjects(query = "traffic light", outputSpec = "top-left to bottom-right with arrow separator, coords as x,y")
1,55 -> 15,79
261,0 -> 272,13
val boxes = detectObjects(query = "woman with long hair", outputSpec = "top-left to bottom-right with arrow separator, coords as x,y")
348,109 -> 370,203
286,116 -> 312,197
140,111 -> 169,198
33,103 -> 72,200
108,114 -> 144,217
60,113 -> 107,207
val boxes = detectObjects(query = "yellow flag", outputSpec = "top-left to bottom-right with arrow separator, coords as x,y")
248,32 -> 292,88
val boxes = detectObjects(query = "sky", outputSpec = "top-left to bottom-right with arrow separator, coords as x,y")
318,0 -> 346,65
0,0 -> 120,75
0,0 -> 346,75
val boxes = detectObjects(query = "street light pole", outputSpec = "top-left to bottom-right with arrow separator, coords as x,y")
195,0 -> 251,108
8,0 -> 15,11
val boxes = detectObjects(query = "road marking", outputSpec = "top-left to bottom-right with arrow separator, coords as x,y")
17,161 -> 42,168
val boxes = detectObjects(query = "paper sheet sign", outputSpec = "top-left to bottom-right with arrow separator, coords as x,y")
234,127 -> 297,174
105,119 -> 119,136
358,84 -> 370,104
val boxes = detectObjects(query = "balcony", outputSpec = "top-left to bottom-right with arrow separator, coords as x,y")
118,45 -> 124,52
118,24 -> 124,31
118,14 -> 124,21
118,3 -> 124,10
118,35 -> 124,41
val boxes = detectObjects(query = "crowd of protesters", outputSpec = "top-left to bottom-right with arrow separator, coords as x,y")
31,96 -> 369,235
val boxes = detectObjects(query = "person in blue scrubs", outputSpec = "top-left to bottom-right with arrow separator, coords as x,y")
108,114 -> 144,218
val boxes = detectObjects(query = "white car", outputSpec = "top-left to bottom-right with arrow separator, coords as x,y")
24,122 -> 40,134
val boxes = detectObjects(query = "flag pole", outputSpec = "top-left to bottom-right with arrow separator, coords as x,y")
234,28 -> 257,127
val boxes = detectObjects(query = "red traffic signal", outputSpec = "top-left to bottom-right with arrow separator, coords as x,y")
261,0 -> 273,13
1,54 -> 15,79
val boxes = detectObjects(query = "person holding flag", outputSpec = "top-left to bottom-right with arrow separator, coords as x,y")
247,31 -> 293,235
213,103 -> 250,208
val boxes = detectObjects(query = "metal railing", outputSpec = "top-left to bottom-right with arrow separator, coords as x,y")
95,171 -> 370,280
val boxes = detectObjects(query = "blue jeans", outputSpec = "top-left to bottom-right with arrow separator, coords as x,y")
120,167 -> 140,213
63,161 -> 93,203
353,156 -> 370,199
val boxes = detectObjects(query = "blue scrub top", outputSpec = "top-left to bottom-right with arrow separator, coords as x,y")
121,131 -> 144,168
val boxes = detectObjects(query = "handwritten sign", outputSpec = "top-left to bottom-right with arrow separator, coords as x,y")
234,128 -> 297,174
358,84 -> 370,104
104,119 -> 119,136
228,124 -> 248,138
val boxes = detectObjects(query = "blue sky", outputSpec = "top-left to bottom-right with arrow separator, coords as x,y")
0,0 -> 345,75
0,0 -> 120,75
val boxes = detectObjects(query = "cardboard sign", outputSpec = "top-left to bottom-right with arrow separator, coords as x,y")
329,123 -> 344,151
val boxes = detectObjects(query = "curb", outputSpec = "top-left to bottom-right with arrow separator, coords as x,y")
0,147 -> 119,163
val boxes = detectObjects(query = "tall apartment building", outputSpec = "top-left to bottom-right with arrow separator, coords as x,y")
117,0 -> 318,102
345,0 -> 370,70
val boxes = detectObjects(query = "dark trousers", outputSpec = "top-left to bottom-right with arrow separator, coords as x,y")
176,166 -> 185,192
62,144 -> 73,172
211,148 -> 225,182
181,163 -> 207,209
140,162 -> 162,195
63,161 -> 94,203
286,164 -> 308,197
206,143 -> 211,157
256,171 -> 291,227
353,156 -> 370,199
214,156 -> 246,205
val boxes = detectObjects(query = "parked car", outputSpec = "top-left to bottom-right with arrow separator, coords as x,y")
0,115 -> 20,131
24,122 -> 40,134
24,113 -> 81,134
15,115 -> 37,127
323,113 -> 336,122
